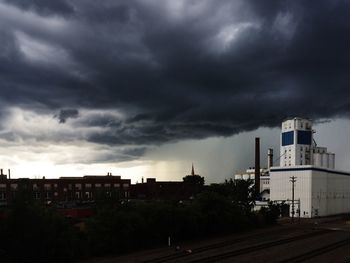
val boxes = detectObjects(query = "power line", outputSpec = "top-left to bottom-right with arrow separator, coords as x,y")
273,150 -> 287,165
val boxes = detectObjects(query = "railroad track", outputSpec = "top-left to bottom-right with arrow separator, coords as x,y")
143,228 -> 331,263
280,237 -> 350,263
142,226 -> 298,263
184,229 -> 332,263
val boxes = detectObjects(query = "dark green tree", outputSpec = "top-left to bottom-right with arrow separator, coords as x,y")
0,187 -> 85,263
183,175 -> 205,185
207,179 -> 255,214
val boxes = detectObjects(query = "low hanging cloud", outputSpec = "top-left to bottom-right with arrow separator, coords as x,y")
0,0 -> 349,155
55,108 -> 79,123
0,107 -> 149,165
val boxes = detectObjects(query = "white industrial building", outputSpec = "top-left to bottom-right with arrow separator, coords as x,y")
234,144 -> 273,201
270,117 -> 350,218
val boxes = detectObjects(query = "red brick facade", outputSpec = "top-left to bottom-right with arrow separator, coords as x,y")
0,175 -> 130,205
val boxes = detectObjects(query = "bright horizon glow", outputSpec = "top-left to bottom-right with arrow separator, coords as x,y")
4,160 -> 192,184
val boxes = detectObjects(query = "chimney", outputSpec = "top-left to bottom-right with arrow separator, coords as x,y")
8,169 -> 10,179
0,169 -> 3,176
268,148 -> 273,170
255,137 -> 260,197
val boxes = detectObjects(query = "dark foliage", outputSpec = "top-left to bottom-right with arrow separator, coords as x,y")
0,179 -> 280,262
183,175 -> 205,185
0,190 -> 85,262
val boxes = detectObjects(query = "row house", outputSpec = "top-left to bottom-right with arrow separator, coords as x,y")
0,172 -> 130,205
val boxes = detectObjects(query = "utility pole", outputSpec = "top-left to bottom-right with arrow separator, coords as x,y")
298,198 -> 301,224
290,176 -> 297,223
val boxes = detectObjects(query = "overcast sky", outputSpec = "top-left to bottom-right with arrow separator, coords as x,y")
1,0 -> 350,183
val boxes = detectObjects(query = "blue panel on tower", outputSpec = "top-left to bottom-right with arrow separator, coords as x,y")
282,131 -> 294,146
297,130 -> 312,145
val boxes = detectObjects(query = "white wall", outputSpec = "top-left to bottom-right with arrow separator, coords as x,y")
270,166 -> 312,217
311,169 -> 350,216
271,166 -> 350,218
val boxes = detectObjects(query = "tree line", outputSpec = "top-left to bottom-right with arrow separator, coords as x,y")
0,179 -> 281,262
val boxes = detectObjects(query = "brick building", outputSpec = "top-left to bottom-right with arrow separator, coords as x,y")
0,170 -> 130,205
130,178 -> 197,200
130,165 -> 204,200
0,164 -> 204,206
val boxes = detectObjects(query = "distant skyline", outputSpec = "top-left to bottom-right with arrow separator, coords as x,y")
0,1 -> 350,183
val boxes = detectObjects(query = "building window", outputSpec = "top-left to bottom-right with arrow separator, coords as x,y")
11,184 -> 18,190
114,183 -> 120,188
104,183 -> 111,188
123,183 -> 129,188
297,130 -> 312,145
45,192 -> 51,200
282,131 -> 294,146
75,184 -> 82,190
85,183 -> 92,188
75,192 -> 80,199
0,184 -> 6,189
34,192 -> 41,199
0,192 -> 6,200
95,183 -> 102,188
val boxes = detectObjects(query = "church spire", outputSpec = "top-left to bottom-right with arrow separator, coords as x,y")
191,163 -> 195,176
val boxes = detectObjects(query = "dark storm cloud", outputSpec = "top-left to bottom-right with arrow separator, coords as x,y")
1,0 -> 350,147
56,109 -> 79,123
3,0 -> 74,15
74,112 -> 122,128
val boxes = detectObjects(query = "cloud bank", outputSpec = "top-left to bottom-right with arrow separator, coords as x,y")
0,0 -> 350,166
